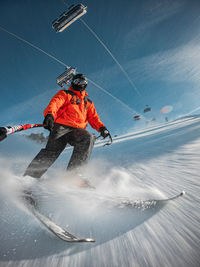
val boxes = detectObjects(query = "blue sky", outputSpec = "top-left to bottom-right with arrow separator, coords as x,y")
1,0 -> 200,137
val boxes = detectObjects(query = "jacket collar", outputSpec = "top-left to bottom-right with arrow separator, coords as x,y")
68,87 -> 88,98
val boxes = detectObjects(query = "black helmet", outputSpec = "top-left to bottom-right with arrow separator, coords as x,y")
71,73 -> 88,91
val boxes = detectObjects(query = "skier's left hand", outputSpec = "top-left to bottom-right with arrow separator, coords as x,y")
99,126 -> 110,139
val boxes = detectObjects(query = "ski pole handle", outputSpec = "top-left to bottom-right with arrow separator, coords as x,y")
0,127 -> 7,142
103,133 -> 113,146
95,133 -> 113,146
0,123 -> 44,142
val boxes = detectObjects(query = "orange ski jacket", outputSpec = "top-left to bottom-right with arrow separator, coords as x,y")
44,87 -> 105,132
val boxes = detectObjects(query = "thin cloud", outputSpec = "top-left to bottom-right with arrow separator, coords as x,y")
123,0 -> 187,49
23,132 -> 48,144
0,89 -> 54,125
126,40 -> 200,85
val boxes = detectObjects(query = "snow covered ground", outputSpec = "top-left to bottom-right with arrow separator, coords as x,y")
0,115 -> 200,267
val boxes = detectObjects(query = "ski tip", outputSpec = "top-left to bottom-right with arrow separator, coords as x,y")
84,238 -> 95,243
180,191 -> 186,196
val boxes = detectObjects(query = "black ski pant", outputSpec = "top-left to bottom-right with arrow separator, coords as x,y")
24,124 -> 96,178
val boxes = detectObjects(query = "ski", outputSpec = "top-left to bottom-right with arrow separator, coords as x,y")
158,191 -> 185,201
23,192 -> 95,243
117,191 -> 185,209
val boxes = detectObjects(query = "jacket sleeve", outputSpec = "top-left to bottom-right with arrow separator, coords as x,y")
87,102 -> 105,132
43,90 -> 68,119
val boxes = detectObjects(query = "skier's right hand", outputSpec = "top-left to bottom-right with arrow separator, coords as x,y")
0,127 -> 7,142
43,114 -> 54,131
99,126 -> 110,139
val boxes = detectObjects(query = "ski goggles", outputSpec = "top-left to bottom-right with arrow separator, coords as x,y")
73,77 -> 88,86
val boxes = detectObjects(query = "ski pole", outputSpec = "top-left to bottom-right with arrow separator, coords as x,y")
104,133 -> 113,146
96,133 -> 113,146
0,123 -> 44,142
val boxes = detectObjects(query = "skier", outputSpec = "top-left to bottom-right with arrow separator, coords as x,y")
24,73 -> 111,182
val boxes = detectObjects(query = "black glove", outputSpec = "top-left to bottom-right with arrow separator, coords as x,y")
0,127 -> 7,142
43,114 -> 54,131
99,126 -> 110,139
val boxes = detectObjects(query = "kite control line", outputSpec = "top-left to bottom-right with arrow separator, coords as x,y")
0,123 -> 44,142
